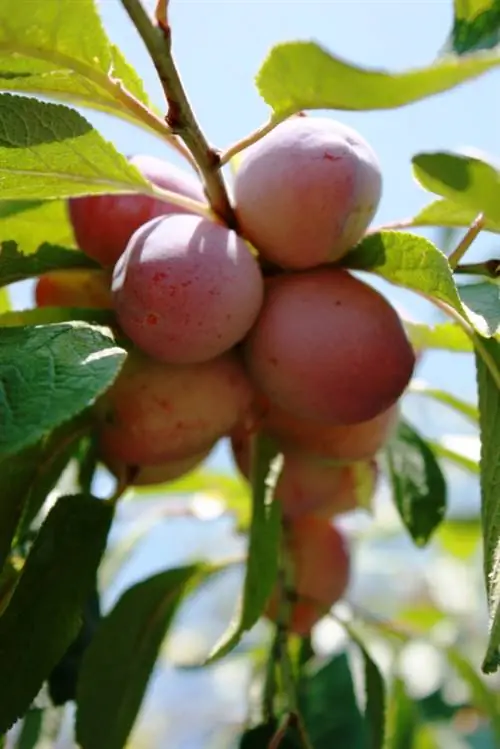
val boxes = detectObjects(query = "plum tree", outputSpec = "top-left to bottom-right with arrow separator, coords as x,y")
68,155 -> 205,267
263,402 -> 399,461
234,117 -> 382,269
245,268 -> 415,424
95,349 -> 254,468
104,449 -> 210,487
265,517 -> 350,635
112,214 -> 264,364
35,270 -> 113,309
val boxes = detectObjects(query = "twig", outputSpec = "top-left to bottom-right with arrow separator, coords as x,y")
263,631 -> 280,723
219,117 -> 281,166
454,259 -> 500,278
120,0 -> 236,227
448,212 -> 485,269
269,714 -> 293,749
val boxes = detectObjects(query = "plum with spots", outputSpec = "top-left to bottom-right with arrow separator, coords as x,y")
35,269 -> 113,309
112,213 -> 264,364
265,517 -> 350,635
95,349 -> 254,468
234,117 -> 382,269
245,268 -> 415,424
68,155 -> 206,267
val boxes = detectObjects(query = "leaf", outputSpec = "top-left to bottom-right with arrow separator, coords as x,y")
459,280 -> 500,336
436,518 -> 481,559
207,436 -> 282,662
0,287 -> 9,313
0,241 -> 96,287
0,200 -> 76,251
0,494 -> 114,734
15,709 -> 43,749
76,566 -> 198,749
404,321 -> 473,353
412,152 -> 500,223
475,338 -> 500,673
446,647 -> 500,740
408,380 -> 478,422
0,0 -> 152,119
411,198 -> 500,233
426,440 -> 479,474
344,231 -> 467,317
0,321 -> 126,458
0,307 -> 114,328
255,41 -> 500,117
447,0 -> 500,55
0,94 -> 151,201
384,677 -> 419,749
385,420 -> 447,546
299,652 -> 368,749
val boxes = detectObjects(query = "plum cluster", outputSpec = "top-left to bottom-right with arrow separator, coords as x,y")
36,117 -> 416,634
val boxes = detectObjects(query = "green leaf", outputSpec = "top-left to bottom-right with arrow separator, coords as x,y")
15,709 -> 43,749
0,241 -> 96,287
446,647 -> 500,740
436,518 -> 481,558
459,280 -> 500,336
255,41 -> 500,116
412,152 -> 500,223
0,494 -> 114,734
0,200 -> 76,251
386,420 -> 447,546
384,677 -> 419,749
76,566 -> 198,749
475,338 -> 500,673
447,0 -> 500,55
344,231 -> 467,318
405,321 -> 473,352
425,440 -> 479,474
0,321 -> 126,458
299,652 -> 368,749
207,436 -> 282,662
411,198 -> 500,233
0,287 -> 9,314
0,94 -> 151,201
409,381 -> 478,422
0,307 -> 114,328
0,0 -> 152,120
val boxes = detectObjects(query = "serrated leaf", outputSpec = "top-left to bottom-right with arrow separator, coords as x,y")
0,0 -> 153,120
207,436 -> 282,662
446,647 -> 500,739
0,322 -> 126,458
411,198 -> 500,233
475,338 -> 500,673
459,281 -> 500,336
0,200 -> 76,251
0,241 -> 96,287
409,380 -> 478,422
256,41 -> 500,116
0,94 -> 151,201
0,494 -> 114,734
405,321 -> 473,352
76,566 -> 198,749
412,152 -> 500,223
344,231 -> 467,318
386,420 -> 447,546
447,0 -> 500,55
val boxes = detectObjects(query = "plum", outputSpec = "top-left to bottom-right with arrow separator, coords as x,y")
68,155 -> 205,267
112,214 -> 264,364
245,268 -> 415,424
265,517 -> 350,635
95,349 -> 254,467
35,269 -> 113,309
105,449 -> 210,487
234,117 -> 382,269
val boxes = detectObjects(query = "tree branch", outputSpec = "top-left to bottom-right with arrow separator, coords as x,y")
454,259 -> 500,278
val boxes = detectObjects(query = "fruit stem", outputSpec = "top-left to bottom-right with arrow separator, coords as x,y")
454,259 -> 500,278
219,116 -> 283,167
120,0 -> 237,228
448,213 -> 485,270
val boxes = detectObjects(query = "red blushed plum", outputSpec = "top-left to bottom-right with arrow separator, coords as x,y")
96,350 -> 254,467
105,449 -> 210,487
234,117 -> 382,270
68,155 -> 205,267
245,269 -> 415,424
263,402 -> 399,462
275,455 -> 378,519
112,214 -> 264,364
265,517 -> 350,636
34,269 -> 113,309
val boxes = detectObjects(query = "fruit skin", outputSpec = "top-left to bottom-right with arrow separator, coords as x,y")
234,117 -> 382,270
105,449 -> 210,487
35,269 -> 113,309
68,155 -> 205,267
112,214 -> 264,364
96,349 -> 254,468
245,268 -> 415,424
265,517 -> 350,635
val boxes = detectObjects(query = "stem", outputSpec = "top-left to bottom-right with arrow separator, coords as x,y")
150,185 -> 215,220
219,117 -> 281,166
448,213 -> 485,269
269,714 -> 293,749
454,259 -> 500,278
120,0 -> 236,227
262,631 -> 280,722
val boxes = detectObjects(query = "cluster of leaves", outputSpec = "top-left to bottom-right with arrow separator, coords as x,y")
0,0 -> 500,746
